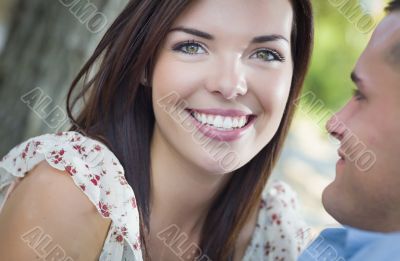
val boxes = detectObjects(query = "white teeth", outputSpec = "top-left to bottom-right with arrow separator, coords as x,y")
223,117 -> 232,129
232,118 -> 239,128
239,117 -> 245,126
207,115 -> 214,125
191,111 -> 250,130
201,114 -> 207,123
214,116 -> 223,128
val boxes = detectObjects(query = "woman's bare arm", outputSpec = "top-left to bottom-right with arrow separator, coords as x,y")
0,161 -> 111,260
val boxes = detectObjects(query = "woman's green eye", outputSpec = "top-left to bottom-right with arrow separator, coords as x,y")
257,52 -> 273,60
173,41 -> 207,55
185,44 -> 199,54
252,49 -> 285,62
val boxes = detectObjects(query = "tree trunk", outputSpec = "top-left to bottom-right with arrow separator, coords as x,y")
0,0 -> 128,156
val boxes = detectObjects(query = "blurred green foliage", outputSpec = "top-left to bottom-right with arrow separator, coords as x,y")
303,0 -> 386,112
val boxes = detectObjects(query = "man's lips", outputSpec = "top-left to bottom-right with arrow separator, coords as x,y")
338,149 -> 345,160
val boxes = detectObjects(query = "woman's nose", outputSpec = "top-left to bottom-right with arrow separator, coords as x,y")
205,56 -> 248,100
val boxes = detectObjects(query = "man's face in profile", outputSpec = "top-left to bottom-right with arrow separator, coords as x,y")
323,11 -> 400,232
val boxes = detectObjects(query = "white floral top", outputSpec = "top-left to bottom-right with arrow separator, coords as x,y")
0,131 -> 309,261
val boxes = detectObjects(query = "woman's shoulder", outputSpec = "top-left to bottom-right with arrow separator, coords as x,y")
0,131 -> 143,260
242,180 -> 311,261
0,131 -> 127,194
0,159 -> 112,260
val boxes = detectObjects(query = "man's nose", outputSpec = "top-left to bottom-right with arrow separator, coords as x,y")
205,56 -> 248,100
326,111 -> 346,142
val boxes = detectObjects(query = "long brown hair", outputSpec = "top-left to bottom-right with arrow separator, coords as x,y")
66,0 -> 313,259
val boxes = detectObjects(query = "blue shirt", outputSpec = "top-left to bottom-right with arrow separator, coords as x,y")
298,226 -> 400,260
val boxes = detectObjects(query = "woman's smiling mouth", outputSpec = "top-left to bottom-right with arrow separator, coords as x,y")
185,108 -> 257,142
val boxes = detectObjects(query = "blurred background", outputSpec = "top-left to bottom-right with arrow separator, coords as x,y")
0,0 -> 390,239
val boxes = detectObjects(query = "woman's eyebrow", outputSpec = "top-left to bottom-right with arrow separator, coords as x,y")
168,26 -> 289,44
252,35 -> 289,44
169,26 -> 214,40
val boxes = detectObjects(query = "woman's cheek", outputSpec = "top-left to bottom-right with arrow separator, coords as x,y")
257,76 -> 291,115
155,62 -> 206,98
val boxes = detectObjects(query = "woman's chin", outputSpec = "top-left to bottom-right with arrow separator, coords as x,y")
194,158 -> 238,176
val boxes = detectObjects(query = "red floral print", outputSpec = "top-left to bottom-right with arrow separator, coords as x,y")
0,131 -> 309,261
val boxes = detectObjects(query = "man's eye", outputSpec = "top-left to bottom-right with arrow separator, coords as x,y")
251,49 -> 285,62
173,41 -> 207,55
352,89 -> 365,101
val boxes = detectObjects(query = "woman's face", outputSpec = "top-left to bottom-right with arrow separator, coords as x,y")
151,0 -> 294,174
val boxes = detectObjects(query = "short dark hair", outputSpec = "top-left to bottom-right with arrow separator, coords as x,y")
386,0 -> 400,12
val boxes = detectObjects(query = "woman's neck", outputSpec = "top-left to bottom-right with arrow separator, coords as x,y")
149,124 -> 232,236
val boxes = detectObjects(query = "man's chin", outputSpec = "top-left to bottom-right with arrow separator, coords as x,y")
321,182 -> 347,224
